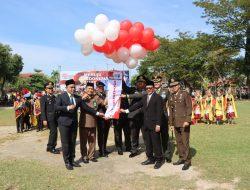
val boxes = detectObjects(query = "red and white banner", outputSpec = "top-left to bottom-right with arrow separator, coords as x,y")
59,70 -> 129,91
105,71 -> 123,119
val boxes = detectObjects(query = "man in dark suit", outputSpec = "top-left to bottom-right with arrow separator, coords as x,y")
40,82 -> 59,154
152,75 -> 172,163
55,79 -> 104,170
121,80 -> 165,169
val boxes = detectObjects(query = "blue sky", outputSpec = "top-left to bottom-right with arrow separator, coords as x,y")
0,0 -> 212,76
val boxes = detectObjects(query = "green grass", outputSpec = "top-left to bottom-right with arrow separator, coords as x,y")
190,101 -> 250,189
0,101 -> 250,189
0,159 -> 196,190
0,107 -> 15,126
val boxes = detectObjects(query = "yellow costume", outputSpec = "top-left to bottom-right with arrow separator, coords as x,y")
225,94 -> 238,120
215,95 -> 225,123
203,95 -> 214,123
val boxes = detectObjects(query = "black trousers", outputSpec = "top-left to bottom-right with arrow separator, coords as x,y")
59,122 -> 77,164
129,116 -> 143,153
23,114 -> 31,130
16,116 -> 24,132
47,119 -> 58,150
161,114 -> 171,159
113,119 -> 131,151
97,118 -> 110,153
143,128 -> 163,161
36,115 -> 43,131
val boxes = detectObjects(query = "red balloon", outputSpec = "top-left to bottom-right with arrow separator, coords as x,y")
120,20 -> 133,31
141,28 -> 154,43
115,30 -> 130,46
133,22 -> 144,31
93,44 -> 104,53
124,40 -> 133,49
103,41 -> 115,54
129,26 -> 142,43
143,38 -> 160,51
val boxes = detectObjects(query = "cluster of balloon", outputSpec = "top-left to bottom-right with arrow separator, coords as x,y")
74,14 -> 160,69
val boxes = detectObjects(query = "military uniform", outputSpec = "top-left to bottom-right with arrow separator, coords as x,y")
79,93 -> 104,160
168,81 -> 192,168
153,75 -> 171,162
40,82 -> 59,152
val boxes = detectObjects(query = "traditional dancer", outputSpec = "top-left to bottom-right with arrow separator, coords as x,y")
225,88 -> 238,124
192,90 -> 203,124
215,89 -> 225,125
203,89 -> 215,125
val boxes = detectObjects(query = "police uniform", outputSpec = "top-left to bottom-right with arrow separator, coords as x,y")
168,81 -> 192,170
95,81 -> 110,157
40,82 -> 59,153
152,76 -> 171,162
126,75 -> 147,157
113,81 -> 132,155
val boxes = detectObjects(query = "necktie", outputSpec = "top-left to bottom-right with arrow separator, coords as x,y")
147,95 -> 150,106
70,96 -> 74,105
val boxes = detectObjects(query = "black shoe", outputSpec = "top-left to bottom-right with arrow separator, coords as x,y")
71,161 -> 81,167
118,150 -> 123,155
154,160 -> 165,169
99,151 -> 108,157
173,160 -> 185,165
49,149 -> 60,154
65,163 -> 73,170
129,151 -> 139,158
104,150 -> 111,154
82,158 -> 89,164
90,158 -> 98,162
141,159 -> 155,165
182,163 -> 191,170
125,147 -> 131,152
166,158 -> 172,163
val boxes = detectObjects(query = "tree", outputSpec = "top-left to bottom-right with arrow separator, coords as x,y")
50,70 -> 60,85
0,43 -> 23,96
194,0 -> 250,95
138,33 -> 237,89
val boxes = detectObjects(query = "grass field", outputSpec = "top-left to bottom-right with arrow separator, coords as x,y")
0,101 -> 249,189
190,101 -> 250,189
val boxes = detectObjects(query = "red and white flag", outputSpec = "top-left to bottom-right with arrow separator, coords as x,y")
105,71 -> 123,119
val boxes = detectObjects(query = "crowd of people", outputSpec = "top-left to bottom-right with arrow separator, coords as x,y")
191,88 -> 238,125
11,75 -> 238,171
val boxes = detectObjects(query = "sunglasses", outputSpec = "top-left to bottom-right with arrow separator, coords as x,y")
146,87 -> 154,90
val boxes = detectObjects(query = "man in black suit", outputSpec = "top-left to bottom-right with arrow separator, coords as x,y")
40,82 -> 60,154
121,80 -> 165,169
55,79 -> 104,170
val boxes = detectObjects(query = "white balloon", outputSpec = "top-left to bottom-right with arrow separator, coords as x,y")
137,47 -> 147,59
105,51 -> 116,59
117,47 -> 130,62
92,30 -> 106,46
74,29 -> 92,45
95,14 -> 109,31
129,44 -> 144,59
109,19 -> 120,31
104,24 -> 119,41
85,23 -> 98,35
81,44 -> 93,56
125,57 -> 138,69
